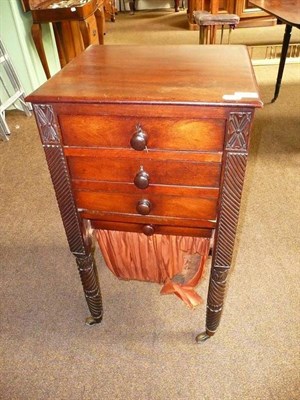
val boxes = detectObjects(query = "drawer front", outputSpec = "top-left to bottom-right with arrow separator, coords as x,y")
59,115 -> 225,152
67,156 -> 222,188
74,191 -> 218,220
91,220 -> 213,238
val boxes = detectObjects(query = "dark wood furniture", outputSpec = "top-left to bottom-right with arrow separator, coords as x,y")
27,45 -> 262,342
250,0 -> 300,102
28,0 -> 105,79
188,0 -> 276,29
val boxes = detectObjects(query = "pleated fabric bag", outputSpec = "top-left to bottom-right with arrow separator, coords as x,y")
95,230 -> 211,308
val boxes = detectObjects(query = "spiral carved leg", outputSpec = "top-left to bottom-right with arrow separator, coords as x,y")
206,267 -> 229,333
76,254 -> 103,325
195,114 -> 252,343
196,267 -> 229,343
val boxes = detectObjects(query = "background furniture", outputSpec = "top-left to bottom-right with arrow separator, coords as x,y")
188,0 -> 276,29
194,10 -> 240,44
104,0 -> 117,21
28,0 -> 105,79
250,0 -> 300,102
27,44 -> 262,342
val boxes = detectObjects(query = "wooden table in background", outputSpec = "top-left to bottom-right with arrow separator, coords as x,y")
250,0 -> 300,102
30,0 -> 105,79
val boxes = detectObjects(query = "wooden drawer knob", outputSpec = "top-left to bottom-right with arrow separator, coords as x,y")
142,225 -> 155,236
134,168 -> 150,189
130,124 -> 148,151
136,199 -> 152,215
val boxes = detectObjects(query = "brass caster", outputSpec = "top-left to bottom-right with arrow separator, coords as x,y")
85,315 -> 102,326
195,332 -> 211,343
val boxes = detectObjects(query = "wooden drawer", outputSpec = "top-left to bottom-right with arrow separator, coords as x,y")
74,190 -> 218,220
59,115 -> 225,152
67,155 -> 222,188
80,209 -> 218,229
72,180 -> 219,198
91,220 -> 213,238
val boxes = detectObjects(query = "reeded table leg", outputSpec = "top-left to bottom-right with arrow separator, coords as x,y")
196,267 -> 229,343
196,111 -> 252,343
33,104 -> 104,325
76,254 -> 103,325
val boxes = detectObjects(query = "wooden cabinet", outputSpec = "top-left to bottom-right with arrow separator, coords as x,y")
236,0 -> 275,26
237,0 -> 265,17
188,0 -> 276,29
27,45 -> 262,341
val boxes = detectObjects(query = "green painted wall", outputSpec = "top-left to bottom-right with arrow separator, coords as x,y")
0,0 -> 60,98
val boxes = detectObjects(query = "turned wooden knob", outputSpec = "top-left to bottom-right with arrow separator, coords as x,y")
134,168 -> 150,189
130,124 -> 148,151
136,199 -> 151,215
142,225 -> 155,236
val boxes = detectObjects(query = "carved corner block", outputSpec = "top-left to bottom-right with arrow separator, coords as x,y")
33,104 -> 86,255
33,104 -> 61,144
226,112 -> 252,152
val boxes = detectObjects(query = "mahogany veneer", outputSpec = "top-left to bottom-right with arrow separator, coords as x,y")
27,45 -> 262,342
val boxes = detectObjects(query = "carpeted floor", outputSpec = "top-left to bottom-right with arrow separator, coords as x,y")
0,10 -> 300,400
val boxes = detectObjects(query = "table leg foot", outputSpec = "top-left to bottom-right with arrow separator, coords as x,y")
85,315 -> 103,326
271,24 -> 292,103
271,95 -> 278,103
195,332 -> 211,343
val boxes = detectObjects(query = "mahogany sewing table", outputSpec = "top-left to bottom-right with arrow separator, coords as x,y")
27,45 -> 262,342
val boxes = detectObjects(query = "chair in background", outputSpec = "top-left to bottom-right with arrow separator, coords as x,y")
194,0 -> 239,44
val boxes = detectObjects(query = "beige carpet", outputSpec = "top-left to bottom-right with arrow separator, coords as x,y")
0,11 -> 300,400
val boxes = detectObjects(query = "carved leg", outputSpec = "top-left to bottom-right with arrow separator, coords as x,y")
196,112 -> 252,342
196,267 -> 229,342
31,23 -> 51,79
76,254 -> 103,325
33,104 -> 103,325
